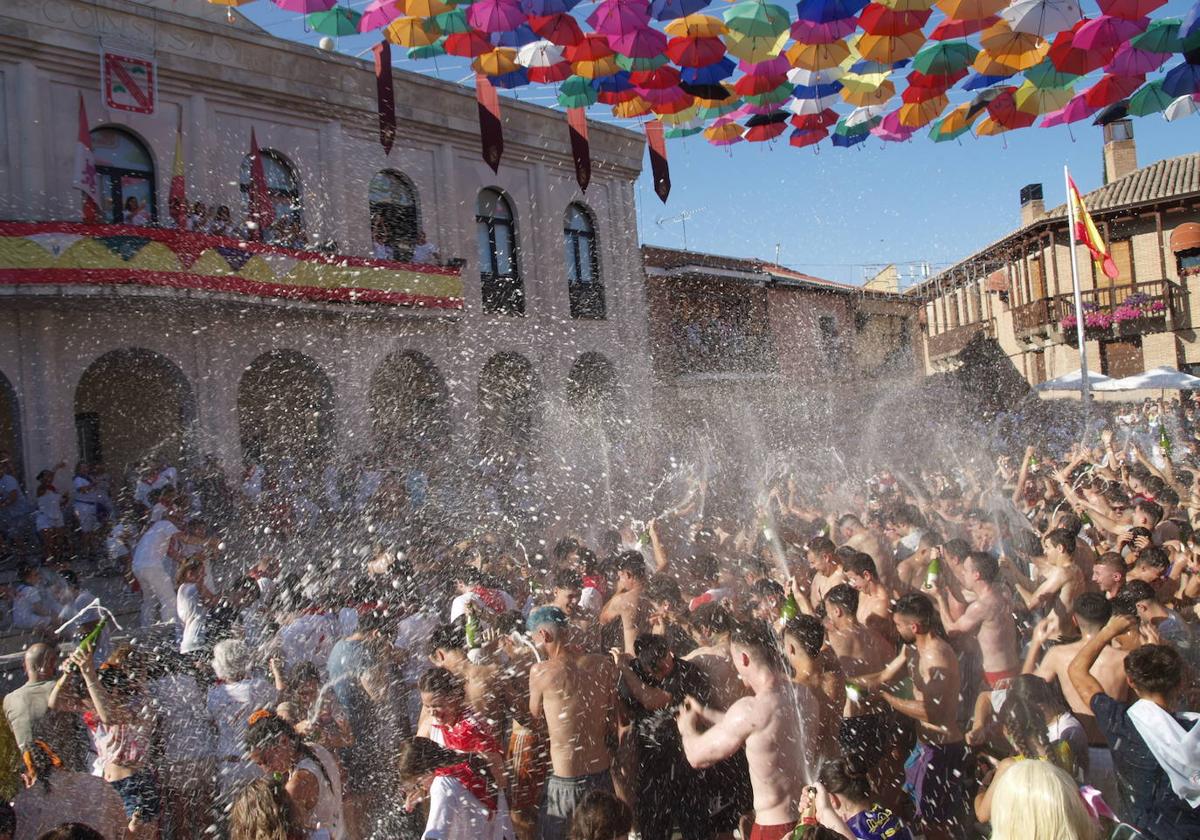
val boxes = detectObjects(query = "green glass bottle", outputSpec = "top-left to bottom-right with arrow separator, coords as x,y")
780,593 -> 799,622
923,555 -> 941,591
464,609 -> 479,649
65,617 -> 106,673
1160,423 -> 1172,460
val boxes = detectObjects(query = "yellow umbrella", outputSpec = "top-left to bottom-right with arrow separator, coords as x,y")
207,0 -> 252,5
979,21 -> 1047,70
874,0 -> 936,10
725,29 -> 789,62
840,70 -> 891,93
898,93 -> 948,126
840,78 -> 896,106
855,31 -> 926,64
404,0 -> 453,18
473,48 -> 519,76
704,122 -> 745,143
385,17 -> 440,47
659,105 -> 700,125
665,14 -> 728,38
572,56 -> 621,78
613,96 -> 653,118
786,38 -> 851,70
934,0 -> 1006,17
974,116 -> 1010,136
938,102 -> 982,134
1014,81 -> 1073,114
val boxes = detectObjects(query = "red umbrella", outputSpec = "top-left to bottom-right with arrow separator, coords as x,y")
745,121 -> 788,142
1095,0 -> 1165,21
986,89 -> 1037,128
1074,15 -> 1148,52
444,29 -> 494,57
907,69 -> 968,91
567,33 -> 616,62
790,126 -> 829,147
1083,73 -> 1146,108
930,15 -> 998,40
858,4 -> 932,36
734,72 -> 789,95
530,14 -> 583,47
666,36 -> 727,67
528,61 -> 573,83
631,66 -> 682,89
646,88 -> 695,113
1049,20 -> 1117,75
598,86 -> 640,105
791,109 -> 839,128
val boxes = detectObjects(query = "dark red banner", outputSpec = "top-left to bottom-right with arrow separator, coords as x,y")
567,108 -> 591,192
644,121 -> 670,203
476,74 -> 503,173
374,42 -> 396,155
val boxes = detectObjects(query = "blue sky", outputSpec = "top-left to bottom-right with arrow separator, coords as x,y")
240,0 -> 1200,285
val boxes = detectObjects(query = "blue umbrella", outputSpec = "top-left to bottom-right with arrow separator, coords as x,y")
832,130 -> 869,147
1162,60 -> 1200,97
592,71 -> 633,93
519,0 -> 579,15
490,68 -> 530,88
963,73 -> 1012,90
492,24 -> 538,47
849,58 -> 908,74
793,81 -> 843,98
650,0 -> 710,21
795,0 -> 868,24
1182,0 -> 1200,42
682,57 -> 736,85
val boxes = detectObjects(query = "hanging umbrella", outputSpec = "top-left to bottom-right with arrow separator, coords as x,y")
705,120 -> 745,145
930,16 -> 998,40
786,39 -> 851,69
740,55 -> 791,75
521,0 -> 579,13
632,66 -> 682,88
473,47 -> 521,75
434,9 -> 473,34
1083,73 -> 1146,108
409,39 -> 447,58
723,2 -> 793,37
1048,20 -> 1114,74
613,95 -> 653,117
683,57 -> 737,83
272,0 -> 335,12
573,55 -> 622,76
796,0 -> 869,22
930,103 -> 981,136
986,88 -> 1037,126
872,113 -> 916,140
901,78 -> 948,102
790,18 -> 859,43
791,108 -> 839,127
1040,93 -> 1097,125
1125,79 -> 1173,115
790,92 -> 845,112
557,75 -> 600,107
1104,42 -> 1167,75
659,105 -> 700,125
963,72 -> 1012,89
788,66 -> 845,86
897,92 -> 948,125
745,81 -> 796,104
665,123 -> 704,138
1014,79 -> 1074,112
911,39 -> 978,75
568,33 -> 616,61
979,21 -> 1048,71
1074,15 -> 1149,52
517,38 -> 564,67
1185,0 -> 1200,40
858,4 -> 932,37
1000,0 -> 1082,38
1092,100 -> 1130,123
650,0 -> 711,20
725,29 -> 790,62
587,0 -> 651,36
493,24 -> 540,47
1165,93 -> 1200,120
529,13 -> 584,46
875,0 -> 936,10
308,7 -> 362,35
1096,0 -> 1166,21
841,79 -> 896,105
610,27 -> 669,58
855,31 -> 926,63
616,52 -> 672,71
934,0 -> 1005,17
734,72 -> 789,94
385,17 -> 442,47
832,130 -> 869,146
665,14 -> 729,37
490,68 -> 531,87
789,126 -> 829,147
1024,58 -> 1079,88
1163,61 -> 1200,97
649,88 -> 696,113
1131,18 -> 1181,52
594,71 -> 634,97
928,115 -> 972,140
744,110 -> 789,141
444,29 -> 495,55
667,36 -> 727,66
794,80 -> 844,98
976,115 -> 1019,134
406,0 -> 454,16
468,0 -> 527,32
844,103 -> 888,126
360,0 -> 403,32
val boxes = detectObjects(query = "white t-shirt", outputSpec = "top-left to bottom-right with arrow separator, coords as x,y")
207,677 -> 277,759
149,673 -> 215,763
449,589 -> 516,623
277,613 -> 337,672
132,519 -> 179,572
0,473 -> 27,515
12,584 -> 48,629
35,490 -> 63,530
177,582 -> 207,654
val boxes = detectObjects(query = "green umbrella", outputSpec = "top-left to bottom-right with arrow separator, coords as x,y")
1127,79 -> 1175,116
723,2 -> 792,38
743,81 -> 794,106
695,98 -> 741,120
834,117 -> 872,137
911,39 -> 978,76
616,53 -> 671,72
927,116 -> 971,142
1131,19 -> 1181,53
666,124 -> 705,138
557,75 -> 599,108
307,7 -> 362,36
1023,58 -> 1079,89
408,39 -> 447,59
433,9 -> 471,34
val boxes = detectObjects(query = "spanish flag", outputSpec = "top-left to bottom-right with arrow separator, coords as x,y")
1067,173 -> 1119,280
169,123 -> 187,228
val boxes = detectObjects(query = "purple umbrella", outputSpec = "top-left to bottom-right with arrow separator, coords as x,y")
469,0 -> 528,33
520,0 -> 581,13
1105,42 -> 1167,75
609,27 -> 669,58
649,0 -> 711,21
1162,61 -> 1200,98
739,55 -> 792,77
359,0 -> 403,31
1040,93 -> 1097,126
272,0 -> 335,12
1074,15 -> 1149,51
790,17 -> 857,43
587,0 -> 651,36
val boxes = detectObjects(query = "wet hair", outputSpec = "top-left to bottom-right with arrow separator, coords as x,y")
837,513 -> 863,530
887,503 -> 925,529
1158,487 -> 1180,508
1044,529 -> 1077,557
1125,644 -> 1183,695
692,552 -> 720,582
1094,552 -> 1126,573
1072,592 -> 1112,631
783,614 -> 825,659
989,759 -> 1099,840
553,568 -> 582,590
553,536 -> 581,562
1143,476 -> 1167,497
1126,526 -> 1153,544
645,575 -> 683,608
1134,500 -> 1164,526
751,578 -> 784,602
1119,580 -> 1157,604
729,619 -> 786,673
807,536 -> 836,557
819,757 -> 872,803
690,602 -> 733,634
824,583 -> 859,617
229,775 -> 304,840
1110,590 -> 1140,619
999,675 -> 1067,763
967,551 -> 1000,583
1056,512 -> 1083,538
567,790 -> 633,840
244,711 -> 332,788
454,567 -> 486,587
615,550 -> 647,579
417,666 -> 465,698
842,553 -> 877,579
212,639 -> 251,682
34,826 -> 106,840
634,633 -> 672,672
1135,546 -> 1170,572
943,538 -> 971,562
894,592 -> 938,632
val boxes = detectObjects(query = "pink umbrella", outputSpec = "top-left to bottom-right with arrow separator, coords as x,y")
360,0 -> 404,32
790,17 -> 858,44
272,0 -> 335,11
1040,93 -> 1097,126
1095,0 -> 1166,20
468,0 -> 527,33
609,27 -> 669,58
1105,42 -> 1167,75
871,111 -> 915,141
739,55 -> 792,77
587,0 -> 651,36
1074,15 -> 1149,51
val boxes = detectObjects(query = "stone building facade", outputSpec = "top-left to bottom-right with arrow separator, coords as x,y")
0,0 -> 655,529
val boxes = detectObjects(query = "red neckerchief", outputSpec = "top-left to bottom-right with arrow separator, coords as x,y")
435,715 -> 499,811
581,575 -> 607,599
470,586 -> 506,614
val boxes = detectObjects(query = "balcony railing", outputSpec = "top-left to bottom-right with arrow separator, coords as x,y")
926,321 -> 993,362
0,221 -> 463,310
1013,298 -> 1051,340
1010,280 -> 1179,342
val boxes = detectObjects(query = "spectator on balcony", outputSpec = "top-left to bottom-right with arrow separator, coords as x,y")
412,230 -> 439,265
208,206 -> 235,238
122,197 -> 151,226
188,202 -> 209,234
371,216 -> 394,261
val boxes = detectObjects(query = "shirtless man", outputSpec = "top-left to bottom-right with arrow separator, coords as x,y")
527,606 -> 618,840
781,614 -> 844,762
677,620 -> 809,840
805,537 -> 845,611
1009,529 -> 1085,621
1092,551 -> 1126,599
599,551 -> 651,655
836,513 -> 891,584
933,551 -> 1020,690
841,553 -> 895,642
862,593 -> 968,840
428,623 -> 511,730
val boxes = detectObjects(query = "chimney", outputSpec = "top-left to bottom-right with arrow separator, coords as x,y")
1020,183 -> 1044,226
1103,119 -> 1138,184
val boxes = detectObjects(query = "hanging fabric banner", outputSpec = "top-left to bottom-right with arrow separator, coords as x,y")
373,41 -> 396,155
644,121 -> 670,203
567,108 -> 591,192
476,74 -> 504,173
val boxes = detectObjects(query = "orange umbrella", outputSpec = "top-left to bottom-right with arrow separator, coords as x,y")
840,79 -> 896,106
974,116 -> 1011,136
473,48 -> 519,76
385,17 -> 440,47
613,96 -> 653,118
404,0 -> 452,17
898,92 -> 948,126
704,121 -> 745,144
938,102 -> 983,134
665,14 -> 728,38
979,20 -> 1048,70
934,0 -> 1006,18
855,31 -> 926,63
786,39 -> 850,70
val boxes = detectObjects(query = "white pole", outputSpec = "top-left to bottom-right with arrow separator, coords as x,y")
1065,165 -> 1090,436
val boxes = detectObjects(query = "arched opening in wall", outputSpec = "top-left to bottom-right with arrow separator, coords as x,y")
478,353 -> 540,474
238,350 -> 334,475
74,349 -> 195,483
476,189 -> 524,316
91,127 -> 156,225
564,204 -> 606,319
368,351 -> 449,464
0,370 -> 23,485
239,149 -> 303,246
369,171 -> 420,261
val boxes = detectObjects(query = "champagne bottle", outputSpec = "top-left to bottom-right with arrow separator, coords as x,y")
923,554 -> 941,590
464,608 -> 479,649
845,681 -> 866,705
780,593 -> 799,622
65,617 -> 106,673
789,787 -> 820,837
1160,423 -> 1172,460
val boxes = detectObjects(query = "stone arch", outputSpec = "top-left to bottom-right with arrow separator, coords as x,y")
368,350 -> 449,461
238,350 -> 334,472
478,352 -> 540,471
74,348 -> 196,479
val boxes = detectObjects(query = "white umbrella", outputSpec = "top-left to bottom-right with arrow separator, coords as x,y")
516,39 -> 564,68
1001,0 -> 1083,38
788,94 -> 842,115
844,104 -> 888,127
1093,365 -> 1200,391
1036,368 -> 1114,391
1164,94 -> 1200,122
786,67 -> 844,87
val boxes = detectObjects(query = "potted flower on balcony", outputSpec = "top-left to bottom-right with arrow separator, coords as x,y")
1112,292 -> 1168,335
1059,302 -> 1113,342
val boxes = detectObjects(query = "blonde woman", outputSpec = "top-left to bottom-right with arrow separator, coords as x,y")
229,776 -> 305,840
989,759 -> 1099,840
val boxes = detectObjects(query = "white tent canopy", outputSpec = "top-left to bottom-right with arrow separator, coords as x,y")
1092,366 -> 1200,391
1036,369 -> 1113,391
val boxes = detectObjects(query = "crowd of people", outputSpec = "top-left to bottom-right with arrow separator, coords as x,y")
0,395 -> 1198,840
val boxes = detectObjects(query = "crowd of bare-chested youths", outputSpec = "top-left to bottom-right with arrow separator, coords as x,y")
6,414 -> 1200,840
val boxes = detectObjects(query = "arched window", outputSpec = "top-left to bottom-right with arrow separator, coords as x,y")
476,189 -> 524,315
239,150 -> 303,245
369,171 -> 420,261
563,204 -> 605,319
91,128 -> 155,225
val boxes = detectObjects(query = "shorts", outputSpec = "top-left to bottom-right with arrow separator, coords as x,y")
111,768 -> 162,819
838,711 -> 894,769
537,768 -> 612,840
984,668 -> 1019,690
904,741 -> 971,828
507,722 -> 547,813
75,504 -> 100,533
748,821 -> 798,840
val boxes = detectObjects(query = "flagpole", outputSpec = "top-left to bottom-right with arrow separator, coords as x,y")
1065,164 -> 1090,438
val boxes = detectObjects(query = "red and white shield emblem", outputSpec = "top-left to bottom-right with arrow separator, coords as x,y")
102,51 -> 156,115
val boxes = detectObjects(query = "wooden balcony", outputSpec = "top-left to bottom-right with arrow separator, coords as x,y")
1010,280 -> 1180,343
1013,298 -> 1052,340
926,321 -> 993,362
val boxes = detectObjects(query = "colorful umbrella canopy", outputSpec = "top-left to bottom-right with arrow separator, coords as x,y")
1162,60 -> 1200,97
517,39 -> 565,66
445,29 -> 495,55
272,0 -> 335,12
928,114 -> 973,140
360,0 -> 404,32
650,0 -> 712,20
1047,20 -> 1113,73
841,78 -> 896,105
724,29 -> 790,61
1127,78 -> 1175,114
1105,42 -> 1168,75
858,4 -> 932,37
934,0 -> 1006,18
705,120 -> 745,144
613,95 -> 653,116
963,72 -> 1013,89
409,39 -> 447,58
308,7 -> 362,35
664,14 -> 728,37
789,126 -> 829,146
1000,0 -> 1082,38
433,9 -> 473,34
684,57 -> 737,82
855,31 -> 926,63
796,0 -> 869,23
611,27 -> 670,58
1040,93 -> 1097,124
474,47 -> 521,75
897,92 -> 948,125
469,0 -> 528,33
930,15 -> 998,40
786,39 -> 851,69
385,17 -> 442,47
1096,0 -> 1167,21
406,0 -> 455,16
1131,18 -> 1181,51
557,75 -> 601,106
1014,79 -> 1074,112
529,13 -> 584,45
1074,15 -> 1149,51
723,2 -> 792,37
666,36 -> 727,66
790,17 -> 859,42
911,39 -> 978,74
1164,93 -> 1200,120
791,108 -> 840,127
1083,72 -> 1146,107
586,0 -> 650,35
